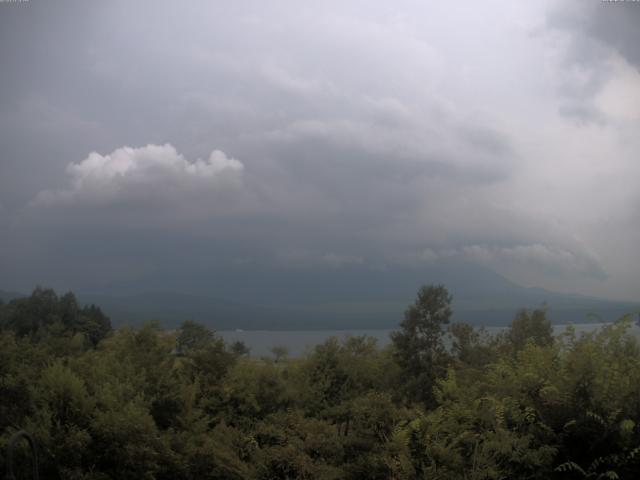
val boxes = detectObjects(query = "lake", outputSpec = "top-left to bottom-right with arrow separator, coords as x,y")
218,322 -> 632,357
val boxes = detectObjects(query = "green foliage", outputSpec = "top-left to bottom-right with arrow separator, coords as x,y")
504,307 -> 554,353
391,284 -> 452,406
0,287 -> 112,348
449,322 -> 496,368
176,320 -> 215,355
3,285 -> 640,479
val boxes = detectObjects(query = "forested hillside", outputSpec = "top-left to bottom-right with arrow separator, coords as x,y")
2,286 -> 640,479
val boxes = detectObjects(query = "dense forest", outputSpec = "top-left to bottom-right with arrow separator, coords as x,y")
2,286 -> 640,479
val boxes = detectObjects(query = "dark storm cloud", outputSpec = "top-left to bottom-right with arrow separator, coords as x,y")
547,1 -> 640,122
0,0 -> 636,299
11,138 -> 604,292
589,8 -> 640,69
551,1 -> 640,69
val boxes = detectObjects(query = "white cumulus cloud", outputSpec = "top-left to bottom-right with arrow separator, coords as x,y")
32,144 -> 244,207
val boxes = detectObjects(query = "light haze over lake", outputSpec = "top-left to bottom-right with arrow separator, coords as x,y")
219,323 -> 635,358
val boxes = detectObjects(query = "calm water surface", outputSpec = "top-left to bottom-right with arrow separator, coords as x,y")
219,323 -> 633,357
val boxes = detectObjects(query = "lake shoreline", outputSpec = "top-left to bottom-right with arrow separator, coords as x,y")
218,322 -> 631,357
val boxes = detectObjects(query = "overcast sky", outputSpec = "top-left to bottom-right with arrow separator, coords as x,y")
1,0 -> 639,300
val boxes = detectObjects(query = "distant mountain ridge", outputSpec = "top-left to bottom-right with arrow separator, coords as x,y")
76,291 -> 636,331
3,262 -> 638,330
78,261 -> 640,329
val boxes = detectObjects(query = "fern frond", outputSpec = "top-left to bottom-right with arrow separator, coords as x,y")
596,471 -> 619,480
555,461 -> 587,476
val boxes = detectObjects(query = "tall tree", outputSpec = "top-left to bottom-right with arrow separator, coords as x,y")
505,308 -> 553,353
176,320 -> 215,355
391,284 -> 452,406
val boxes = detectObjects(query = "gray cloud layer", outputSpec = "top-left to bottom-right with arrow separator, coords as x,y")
1,0 -> 639,300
